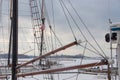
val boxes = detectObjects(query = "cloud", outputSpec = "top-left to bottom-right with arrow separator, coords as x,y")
1,0 -> 120,57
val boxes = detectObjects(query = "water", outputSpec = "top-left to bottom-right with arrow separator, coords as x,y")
0,58 -> 115,80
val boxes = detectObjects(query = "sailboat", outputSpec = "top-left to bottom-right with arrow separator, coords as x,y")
0,0 -> 120,80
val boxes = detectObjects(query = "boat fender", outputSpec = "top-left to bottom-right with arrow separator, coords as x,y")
111,32 -> 117,40
105,32 -> 117,42
105,33 -> 110,42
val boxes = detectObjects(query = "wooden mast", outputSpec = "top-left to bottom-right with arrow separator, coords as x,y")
8,0 -> 13,65
17,40 -> 79,69
12,0 -> 18,80
40,0 -> 45,56
39,0 -> 45,65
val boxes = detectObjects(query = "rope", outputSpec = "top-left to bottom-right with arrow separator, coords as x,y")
1,0 -> 10,79
44,0 -> 51,25
20,26 -> 32,49
40,0 -> 63,47
44,29 -> 51,52
60,0 -> 107,59
45,0 -> 62,46
44,1 -> 54,50
50,27 -> 54,50
42,3 -> 63,47
49,26 -> 62,46
51,0 -> 57,49
78,44 -> 106,59
59,0 -> 77,41
1,10 -> 9,80
60,0 -> 87,41
76,42 -> 87,80
68,0 -> 107,58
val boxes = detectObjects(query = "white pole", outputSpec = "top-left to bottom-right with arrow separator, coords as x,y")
110,23 -> 120,80
117,30 -> 120,80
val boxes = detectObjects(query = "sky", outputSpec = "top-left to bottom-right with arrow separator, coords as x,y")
0,0 -> 120,57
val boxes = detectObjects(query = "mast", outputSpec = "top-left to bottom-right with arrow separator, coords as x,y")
11,0 -> 18,80
39,0 -> 45,65
8,0 -> 13,65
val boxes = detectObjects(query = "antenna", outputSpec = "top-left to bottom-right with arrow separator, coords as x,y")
109,19 -> 112,24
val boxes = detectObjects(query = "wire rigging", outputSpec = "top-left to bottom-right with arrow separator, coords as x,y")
18,1 -> 33,55
76,42 -> 87,80
0,0 -> 111,80
59,0 -> 77,41
44,0 -> 54,50
60,0 -> 107,59
60,1 -> 95,79
60,0 -> 87,41
51,0 -> 57,49
68,0 -> 107,58
0,3 -> 10,78
43,0 -> 63,47
78,44 -> 106,59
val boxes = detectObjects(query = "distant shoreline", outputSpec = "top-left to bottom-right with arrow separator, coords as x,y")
0,53 -> 112,60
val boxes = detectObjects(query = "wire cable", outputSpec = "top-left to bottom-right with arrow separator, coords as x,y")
60,0 -> 87,41
59,0 -> 77,41
60,0 -> 107,59
76,42 -> 87,80
68,0 -> 107,58
78,44 -> 107,59
51,0 -> 57,49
